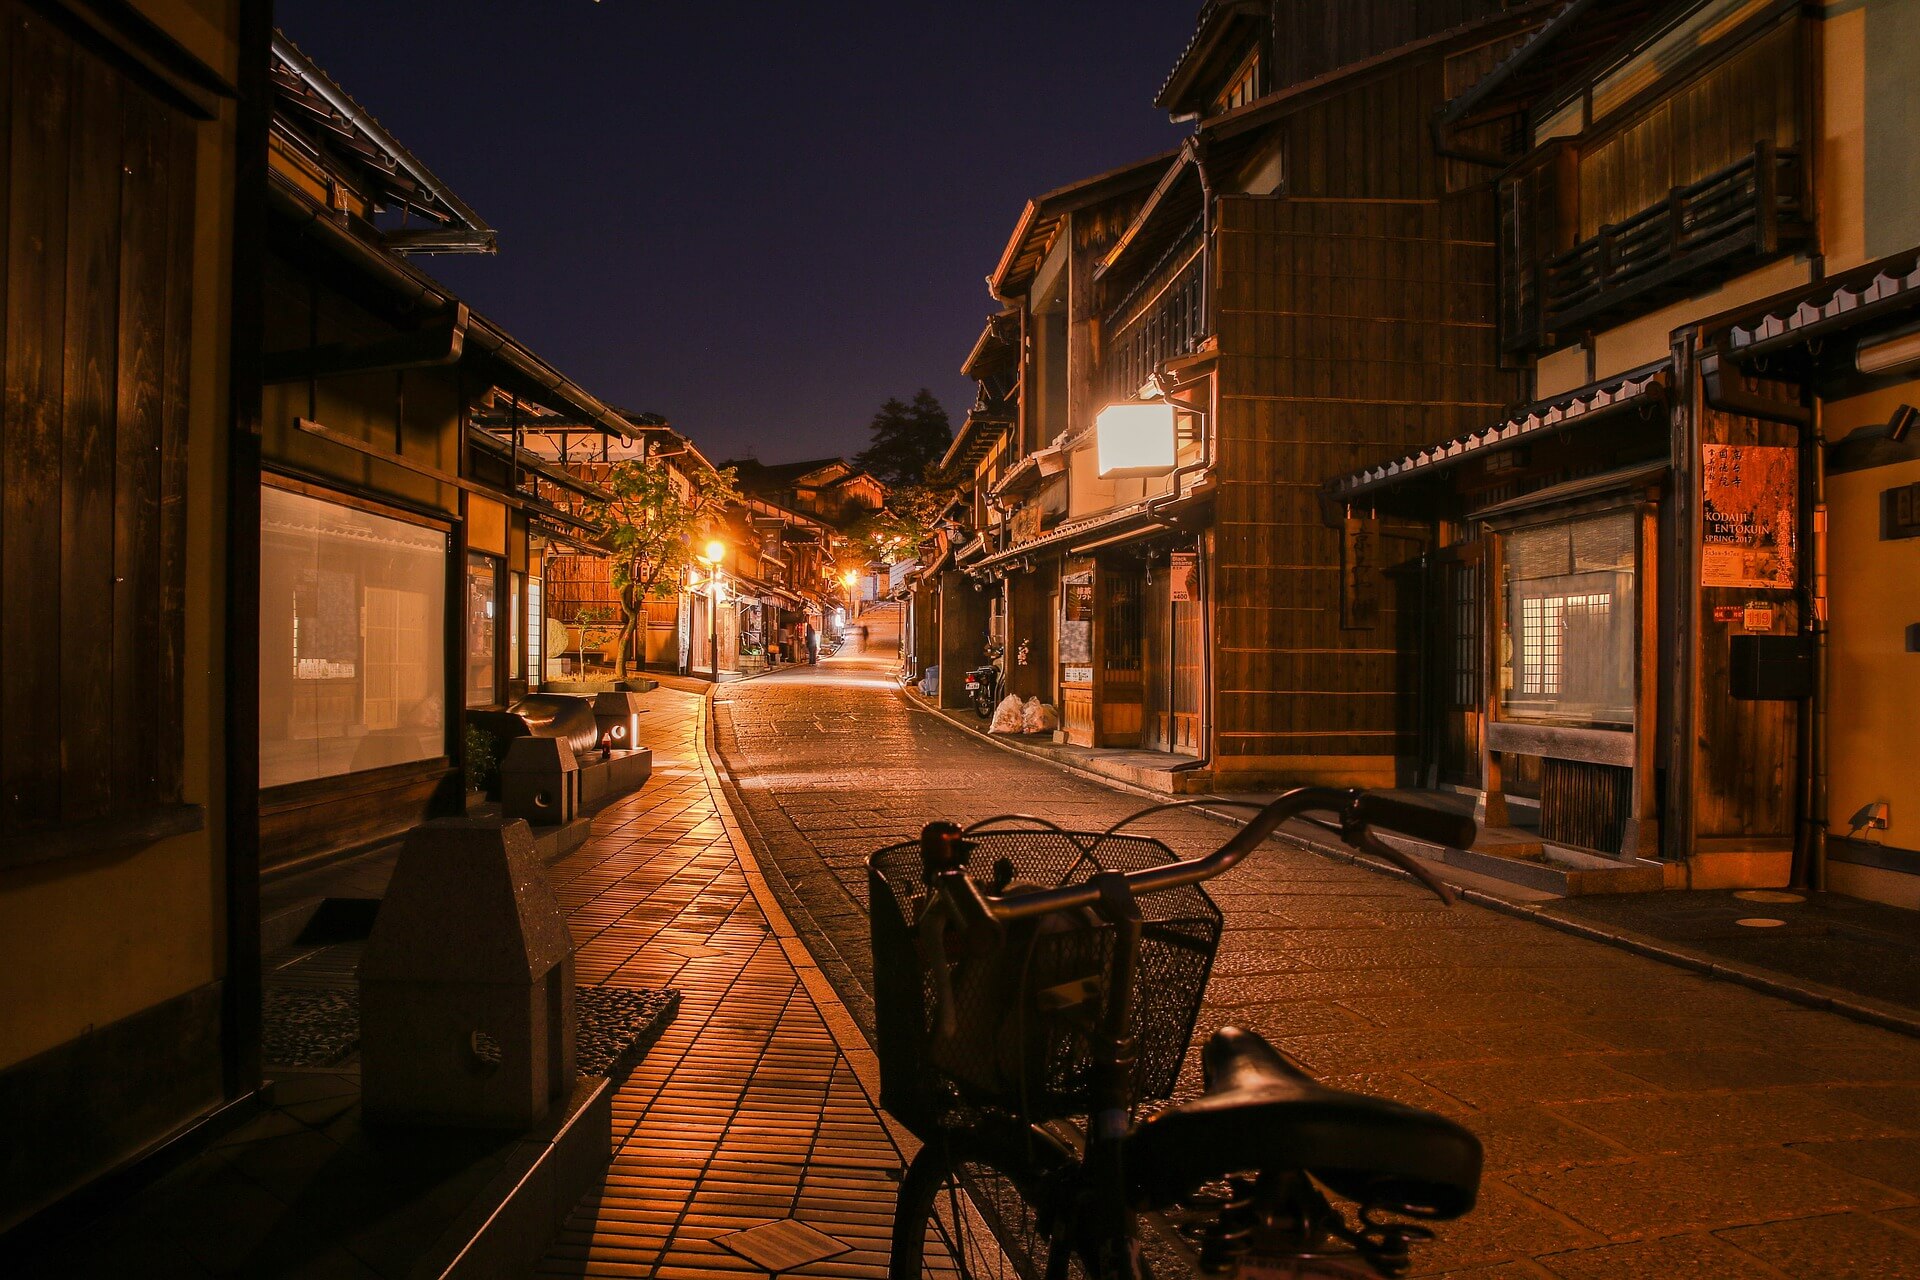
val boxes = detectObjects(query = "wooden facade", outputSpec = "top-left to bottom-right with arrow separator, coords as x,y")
950,6 -> 1533,789
0,0 -> 270,1233
254,37 -> 657,872
1211,189 -> 1519,784
1320,0 -> 1920,901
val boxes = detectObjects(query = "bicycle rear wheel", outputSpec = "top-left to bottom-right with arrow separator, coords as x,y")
889,1126 -> 1087,1280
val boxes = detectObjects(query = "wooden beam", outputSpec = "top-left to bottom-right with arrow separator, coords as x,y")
263,302 -> 466,383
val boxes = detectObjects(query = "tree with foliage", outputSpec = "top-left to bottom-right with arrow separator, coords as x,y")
846,481 -> 956,567
582,456 -> 740,679
854,389 -> 954,488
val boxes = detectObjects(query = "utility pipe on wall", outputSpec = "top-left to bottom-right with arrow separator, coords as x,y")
1810,399 -> 1830,892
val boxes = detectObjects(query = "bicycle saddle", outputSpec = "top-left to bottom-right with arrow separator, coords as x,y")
1126,1026 -> 1482,1218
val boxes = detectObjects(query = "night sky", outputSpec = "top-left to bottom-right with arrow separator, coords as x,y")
273,2 -> 1197,463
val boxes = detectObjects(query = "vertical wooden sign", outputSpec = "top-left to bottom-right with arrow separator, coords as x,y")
1342,516 -> 1381,629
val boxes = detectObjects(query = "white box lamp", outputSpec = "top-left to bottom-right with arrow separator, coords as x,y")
1095,401 -> 1177,479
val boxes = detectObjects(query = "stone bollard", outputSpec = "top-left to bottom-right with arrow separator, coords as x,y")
360,818 -> 576,1129
500,736 -> 581,827
592,690 -> 646,753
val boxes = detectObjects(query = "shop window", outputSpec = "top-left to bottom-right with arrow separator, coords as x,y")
1499,510 -> 1636,728
466,552 -> 501,707
261,486 -> 448,787
509,572 -> 523,683
527,576 -> 544,685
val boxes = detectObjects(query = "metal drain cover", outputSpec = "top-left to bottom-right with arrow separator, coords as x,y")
1734,917 -> 1788,928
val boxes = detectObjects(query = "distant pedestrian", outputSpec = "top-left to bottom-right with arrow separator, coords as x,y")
806,620 -> 820,664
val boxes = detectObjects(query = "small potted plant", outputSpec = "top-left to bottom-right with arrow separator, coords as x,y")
463,723 -> 499,806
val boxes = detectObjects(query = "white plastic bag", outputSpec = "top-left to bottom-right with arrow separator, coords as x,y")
1021,698 -> 1059,734
989,693 -> 1025,734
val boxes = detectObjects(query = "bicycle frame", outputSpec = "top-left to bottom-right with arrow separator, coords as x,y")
915,786 -> 1479,1278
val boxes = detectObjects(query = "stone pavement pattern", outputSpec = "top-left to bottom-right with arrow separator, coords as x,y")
538,685 -> 909,1279
713,648 -> 1920,1279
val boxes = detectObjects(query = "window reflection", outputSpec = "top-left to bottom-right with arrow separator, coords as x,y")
260,486 -> 447,787
1499,510 -> 1637,729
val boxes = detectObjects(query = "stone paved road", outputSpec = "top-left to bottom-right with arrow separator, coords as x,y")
714,648 -> 1920,1279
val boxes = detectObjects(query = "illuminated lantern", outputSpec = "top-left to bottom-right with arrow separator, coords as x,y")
1095,401 -> 1177,478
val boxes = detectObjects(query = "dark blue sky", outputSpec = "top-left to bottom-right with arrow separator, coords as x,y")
275,1 -> 1196,462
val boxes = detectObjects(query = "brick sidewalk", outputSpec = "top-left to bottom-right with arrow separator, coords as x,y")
715,654 -> 1920,1280
538,685 -> 910,1279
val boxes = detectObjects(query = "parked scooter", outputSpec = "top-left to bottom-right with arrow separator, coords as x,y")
964,647 -> 1002,720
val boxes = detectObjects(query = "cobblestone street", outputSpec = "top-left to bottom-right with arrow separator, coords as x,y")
714,644 -> 1920,1279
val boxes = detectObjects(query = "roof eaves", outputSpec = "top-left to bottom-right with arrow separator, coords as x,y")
1328,359 -> 1673,500
1154,0 -> 1267,116
1436,0 -> 1663,135
270,30 -> 496,253
1208,2 -> 1560,145
987,148 -> 1183,300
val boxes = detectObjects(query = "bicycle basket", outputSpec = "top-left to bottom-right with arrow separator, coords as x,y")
868,828 -> 1222,1134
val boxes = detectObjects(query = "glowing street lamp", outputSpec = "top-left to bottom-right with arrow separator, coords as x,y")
697,538 -> 727,679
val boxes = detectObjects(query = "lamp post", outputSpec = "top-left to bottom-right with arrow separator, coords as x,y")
699,539 -> 726,681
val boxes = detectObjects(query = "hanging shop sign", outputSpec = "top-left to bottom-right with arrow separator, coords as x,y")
1060,575 -> 1094,664
1341,516 -> 1381,629
1701,444 -> 1796,588
1168,551 -> 1198,602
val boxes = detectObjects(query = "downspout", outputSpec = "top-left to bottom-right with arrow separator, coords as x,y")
1809,398 -> 1830,892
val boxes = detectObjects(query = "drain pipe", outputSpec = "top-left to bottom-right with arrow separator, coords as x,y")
1810,398 -> 1830,892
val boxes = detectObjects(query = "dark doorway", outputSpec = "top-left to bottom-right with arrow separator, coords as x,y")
1430,543 -> 1485,788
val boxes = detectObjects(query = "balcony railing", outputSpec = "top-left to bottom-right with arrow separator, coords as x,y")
1104,231 -> 1207,402
1541,141 -> 1806,338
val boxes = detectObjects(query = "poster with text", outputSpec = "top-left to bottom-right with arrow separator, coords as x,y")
1169,551 -> 1197,602
1701,443 -> 1796,589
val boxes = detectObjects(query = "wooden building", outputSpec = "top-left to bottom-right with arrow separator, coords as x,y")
0,0 -> 271,1233
257,34 -> 657,873
942,1 -> 1540,791
1331,0 -> 1920,901
725,456 -> 887,530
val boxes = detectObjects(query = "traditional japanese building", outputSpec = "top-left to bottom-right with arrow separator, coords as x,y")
1330,0 -> 1920,901
942,1 -> 1542,790
0,0 -> 270,1234
257,34 -> 660,871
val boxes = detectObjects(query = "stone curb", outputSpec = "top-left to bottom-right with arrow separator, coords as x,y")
704,696 -> 876,1034
900,684 -> 1920,1043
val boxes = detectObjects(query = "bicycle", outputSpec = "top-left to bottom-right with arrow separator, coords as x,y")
868,787 -> 1483,1279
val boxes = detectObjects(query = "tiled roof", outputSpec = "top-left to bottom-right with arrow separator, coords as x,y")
1328,360 -> 1670,500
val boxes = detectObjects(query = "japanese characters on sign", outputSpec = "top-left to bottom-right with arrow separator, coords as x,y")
1060,571 -> 1094,665
1341,516 -> 1381,629
1169,551 -> 1197,603
1701,444 -> 1796,588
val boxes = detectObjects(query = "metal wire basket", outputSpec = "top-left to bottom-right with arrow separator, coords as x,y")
868,827 -> 1223,1135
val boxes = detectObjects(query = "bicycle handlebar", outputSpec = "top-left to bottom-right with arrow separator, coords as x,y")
923,786 -> 1472,931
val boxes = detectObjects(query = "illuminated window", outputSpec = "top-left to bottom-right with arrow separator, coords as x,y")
1500,510 -> 1636,728
261,486 -> 448,787
1216,53 -> 1262,114
466,552 -> 501,707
